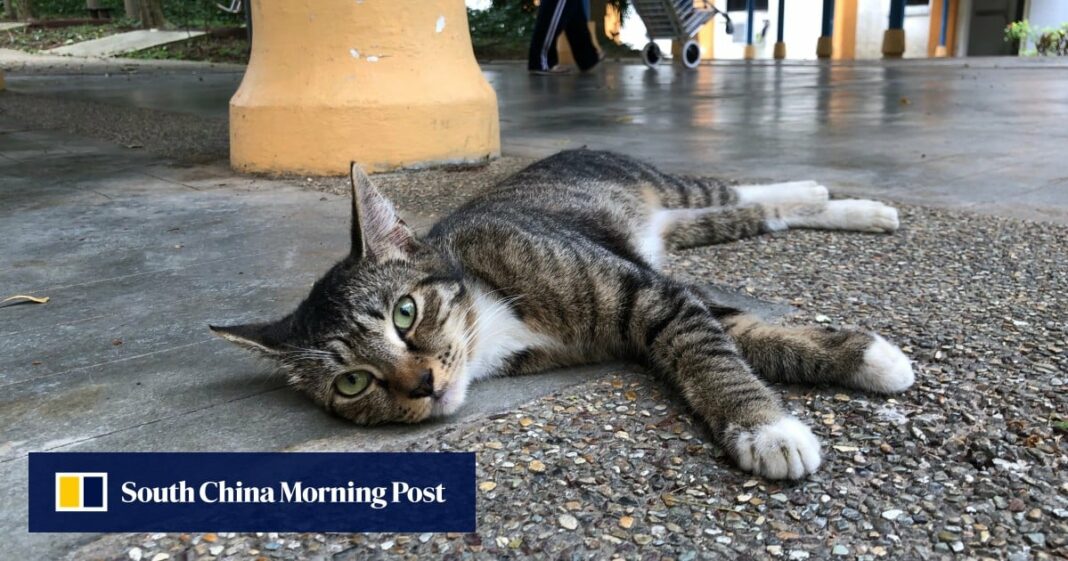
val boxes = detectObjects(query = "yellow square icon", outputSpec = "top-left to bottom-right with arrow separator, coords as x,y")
58,475 -> 80,508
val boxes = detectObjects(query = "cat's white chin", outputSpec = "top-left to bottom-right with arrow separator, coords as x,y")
431,375 -> 471,417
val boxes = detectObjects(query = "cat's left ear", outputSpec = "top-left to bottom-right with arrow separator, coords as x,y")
209,319 -> 291,356
350,162 -> 416,261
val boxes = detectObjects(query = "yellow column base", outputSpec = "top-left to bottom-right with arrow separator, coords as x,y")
934,44 -> 948,57
816,36 -> 833,59
743,44 -> 757,60
773,41 -> 786,59
0,69 -> 5,91
230,0 -> 500,175
882,28 -> 906,58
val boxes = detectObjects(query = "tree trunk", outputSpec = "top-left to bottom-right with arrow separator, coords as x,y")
12,0 -> 34,20
123,0 -> 139,20
137,0 -> 165,28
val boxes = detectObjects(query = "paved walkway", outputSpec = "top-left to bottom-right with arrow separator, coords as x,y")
4,57 -> 1067,223
46,29 -> 205,57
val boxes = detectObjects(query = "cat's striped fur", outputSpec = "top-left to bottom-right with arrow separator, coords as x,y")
212,150 -> 913,480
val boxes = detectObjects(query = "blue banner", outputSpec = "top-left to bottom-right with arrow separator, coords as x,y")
29,452 -> 475,533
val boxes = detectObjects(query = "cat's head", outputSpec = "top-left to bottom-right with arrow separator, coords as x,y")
210,164 -> 475,425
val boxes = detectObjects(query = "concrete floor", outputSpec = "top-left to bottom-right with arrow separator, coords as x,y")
6,57 -> 1068,222
2,56 -> 1067,557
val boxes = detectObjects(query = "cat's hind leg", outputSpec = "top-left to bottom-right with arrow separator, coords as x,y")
659,199 -> 900,255
768,200 -> 900,234
733,181 -> 830,206
706,306 -> 915,394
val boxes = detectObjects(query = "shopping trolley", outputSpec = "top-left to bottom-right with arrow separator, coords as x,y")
630,0 -> 733,68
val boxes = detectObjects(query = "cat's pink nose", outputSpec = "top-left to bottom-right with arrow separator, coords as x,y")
408,369 -> 434,399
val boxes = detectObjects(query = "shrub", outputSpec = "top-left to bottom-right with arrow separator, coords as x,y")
1005,20 -> 1068,56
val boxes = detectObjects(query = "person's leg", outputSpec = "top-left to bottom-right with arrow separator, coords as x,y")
560,0 -> 601,71
528,0 -> 568,71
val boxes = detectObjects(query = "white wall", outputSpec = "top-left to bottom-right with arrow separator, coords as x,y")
702,0 -> 824,60
1026,0 -> 1068,30
903,3 -> 931,56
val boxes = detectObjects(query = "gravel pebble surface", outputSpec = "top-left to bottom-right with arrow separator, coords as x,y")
69,173 -> 1066,560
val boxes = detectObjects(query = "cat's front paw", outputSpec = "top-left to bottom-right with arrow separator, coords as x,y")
731,417 -> 822,480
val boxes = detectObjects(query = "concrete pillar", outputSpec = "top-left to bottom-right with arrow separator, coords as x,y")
698,18 -> 715,60
744,0 -> 756,60
832,0 -> 857,59
928,0 -> 953,57
773,0 -> 786,59
882,0 -> 907,58
817,0 -> 835,59
230,0 -> 500,175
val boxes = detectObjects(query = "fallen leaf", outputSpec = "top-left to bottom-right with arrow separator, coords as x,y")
2,294 -> 49,305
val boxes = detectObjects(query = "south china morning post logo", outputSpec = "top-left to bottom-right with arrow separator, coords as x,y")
54,472 -> 108,512
29,452 -> 475,533
119,479 -> 445,509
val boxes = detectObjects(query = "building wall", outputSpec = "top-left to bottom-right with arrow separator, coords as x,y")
1026,0 -> 1068,31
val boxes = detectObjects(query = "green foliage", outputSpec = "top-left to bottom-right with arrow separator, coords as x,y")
1005,20 -> 1068,56
468,2 -> 536,42
0,23 -> 124,51
125,32 -> 247,63
20,0 -> 244,29
29,0 -> 117,17
467,2 -> 537,59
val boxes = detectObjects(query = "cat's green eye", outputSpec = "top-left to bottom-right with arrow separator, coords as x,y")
393,296 -> 417,331
335,370 -> 372,397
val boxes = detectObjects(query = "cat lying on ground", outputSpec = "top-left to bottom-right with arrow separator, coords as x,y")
211,150 -> 914,480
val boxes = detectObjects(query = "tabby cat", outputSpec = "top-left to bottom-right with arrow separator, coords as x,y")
211,150 -> 913,480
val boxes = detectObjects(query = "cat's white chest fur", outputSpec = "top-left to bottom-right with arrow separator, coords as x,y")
435,285 -> 555,417
465,285 -> 555,381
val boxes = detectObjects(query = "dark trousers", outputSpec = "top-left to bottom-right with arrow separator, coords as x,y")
527,0 -> 600,71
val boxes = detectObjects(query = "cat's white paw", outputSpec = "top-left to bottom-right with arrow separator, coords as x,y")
852,334 -> 914,393
732,417 -> 822,480
787,200 -> 899,233
837,200 -> 899,233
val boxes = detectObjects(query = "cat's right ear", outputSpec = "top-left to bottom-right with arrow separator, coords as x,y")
349,162 -> 416,261
209,320 -> 290,356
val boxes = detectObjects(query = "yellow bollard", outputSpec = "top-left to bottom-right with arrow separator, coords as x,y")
773,41 -> 786,59
882,28 -> 906,58
743,44 -> 757,60
230,0 -> 500,175
0,68 -> 5,91
816,36 -> 833,59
